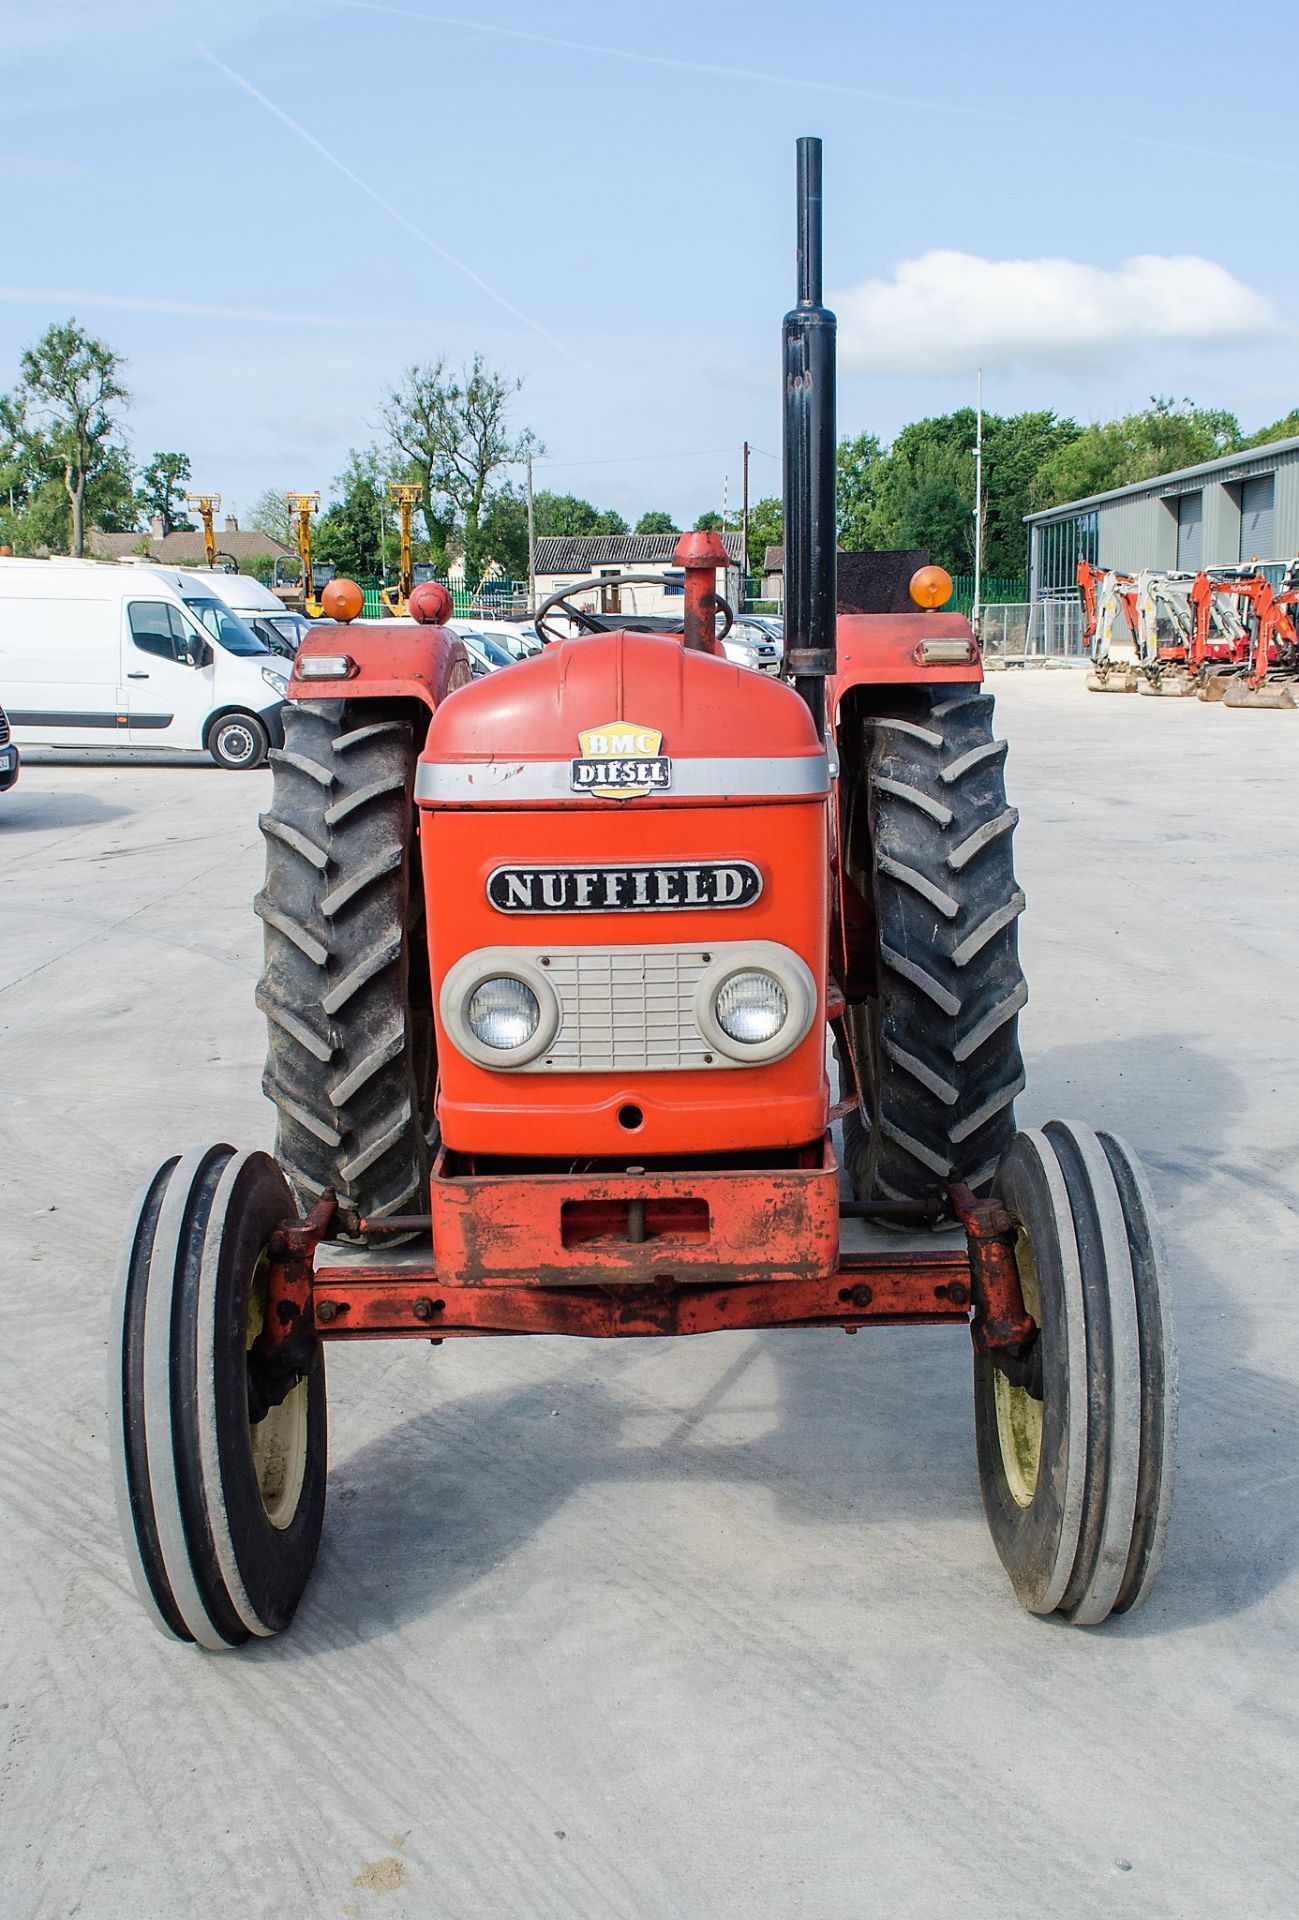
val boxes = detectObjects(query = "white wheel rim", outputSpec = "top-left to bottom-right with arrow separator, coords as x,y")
246,1252 -> 310,1531
993,1230 -> 1044,1508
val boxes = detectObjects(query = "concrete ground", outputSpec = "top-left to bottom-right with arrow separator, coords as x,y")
1,673 -> 1296,1919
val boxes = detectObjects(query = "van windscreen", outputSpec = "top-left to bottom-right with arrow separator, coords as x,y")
183,597 -> 267,656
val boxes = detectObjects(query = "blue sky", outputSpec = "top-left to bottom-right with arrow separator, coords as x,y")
2,0 -> 1295,526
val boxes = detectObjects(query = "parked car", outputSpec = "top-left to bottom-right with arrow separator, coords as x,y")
554,608 -> 780,674
449,617 -> 543,661
720,619 -> 782,676
0,699 -> 19,794
0,557 -> 288,768
457,629 -> 517,677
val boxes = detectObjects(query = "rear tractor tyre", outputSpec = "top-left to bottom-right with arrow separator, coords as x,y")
208,711 -> 270,770
256,700 -> 436,1235
108,1146 -> 327,1647
973,1122 -> 1176,1624
841,687 -> 1026,1210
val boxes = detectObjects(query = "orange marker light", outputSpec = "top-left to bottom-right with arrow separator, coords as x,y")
409,580 -> 454,626
909,565 -> 953,610
321,577 -> 364,624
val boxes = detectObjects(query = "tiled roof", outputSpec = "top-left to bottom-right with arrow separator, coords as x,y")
86,528 -> 291,561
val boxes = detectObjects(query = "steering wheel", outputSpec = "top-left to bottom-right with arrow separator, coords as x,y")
533,571 -> 735,647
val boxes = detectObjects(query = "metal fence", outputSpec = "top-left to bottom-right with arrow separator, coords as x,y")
949,574 -> 1026,616
979,597 -> 1086,663
739,574 -> 1028,618
354,578 -> 531,620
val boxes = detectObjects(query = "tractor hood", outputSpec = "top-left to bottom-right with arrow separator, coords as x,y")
415,629 -> 828,810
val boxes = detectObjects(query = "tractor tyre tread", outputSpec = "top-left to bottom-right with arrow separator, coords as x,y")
256,700 -> 432,1231
843,685 -> 1026,1206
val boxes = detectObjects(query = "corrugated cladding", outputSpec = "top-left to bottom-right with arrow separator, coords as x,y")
1028,440 -> 1299,594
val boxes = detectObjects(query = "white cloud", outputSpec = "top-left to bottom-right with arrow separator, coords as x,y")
832,251 -> 1283,376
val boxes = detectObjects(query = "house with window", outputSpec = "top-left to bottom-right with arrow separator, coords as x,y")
532,533 -> 744,619
1025,438 -> 1299,603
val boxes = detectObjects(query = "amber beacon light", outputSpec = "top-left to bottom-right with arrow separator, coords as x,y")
909,564 -> 954,610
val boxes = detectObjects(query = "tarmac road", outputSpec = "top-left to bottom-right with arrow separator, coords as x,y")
1,673 -> 1296,1919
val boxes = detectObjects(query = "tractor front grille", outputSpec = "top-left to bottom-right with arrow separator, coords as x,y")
534,947 -> 714,1073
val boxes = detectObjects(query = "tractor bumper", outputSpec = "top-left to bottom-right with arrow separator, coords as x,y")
299,1142 -> 983,1341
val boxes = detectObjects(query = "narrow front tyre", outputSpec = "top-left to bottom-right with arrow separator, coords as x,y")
973,1122 -> 1176,1624
108,1146 -> 327,1647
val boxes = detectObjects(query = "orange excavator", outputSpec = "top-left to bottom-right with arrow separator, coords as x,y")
1188,568 -> 1298,708
1076,560 -> 1141,690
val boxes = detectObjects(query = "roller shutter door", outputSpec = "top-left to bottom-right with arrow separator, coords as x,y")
1239,474 -> 1275,561
1175,491 -> 1203,570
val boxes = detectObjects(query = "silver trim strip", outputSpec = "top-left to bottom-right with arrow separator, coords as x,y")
415,752 -> 829,803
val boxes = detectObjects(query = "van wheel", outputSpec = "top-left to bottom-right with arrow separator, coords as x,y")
209,712 -> 270,770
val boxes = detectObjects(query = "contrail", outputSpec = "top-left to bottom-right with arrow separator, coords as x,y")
321,1 -> 958,117
198,46 -> 576,358
323,1 -> 1299,178
0,287 -> 389,328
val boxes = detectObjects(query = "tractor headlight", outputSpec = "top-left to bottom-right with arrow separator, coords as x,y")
467,976 -> 541,1051
714,970 -> 788,1044
694,943 -> 817,1065
440,951 -> 560,1068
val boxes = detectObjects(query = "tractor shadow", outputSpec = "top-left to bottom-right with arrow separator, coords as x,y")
264,1321 -> 978,1658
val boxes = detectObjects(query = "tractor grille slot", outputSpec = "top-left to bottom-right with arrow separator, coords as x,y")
533,947 -> 714,1073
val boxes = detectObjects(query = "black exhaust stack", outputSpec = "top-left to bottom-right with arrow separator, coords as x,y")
782,136 -> 837,740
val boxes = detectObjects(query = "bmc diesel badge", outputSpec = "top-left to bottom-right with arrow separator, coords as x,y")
571,721 -> 670,798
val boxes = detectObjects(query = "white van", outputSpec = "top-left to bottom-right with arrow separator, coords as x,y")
0,558 -> 289,768
152,567 -> 311,659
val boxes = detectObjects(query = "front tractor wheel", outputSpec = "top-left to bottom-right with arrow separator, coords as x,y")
975,1123 -> 1176,1623
108,1146 -> 327,1647
256,700 -> 436,1236
841,687 -> 1027,1209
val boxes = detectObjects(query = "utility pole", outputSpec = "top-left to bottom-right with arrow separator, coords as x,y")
973,368 -> 984,637
722,472 -> 729,531
526,449 -> 536,613
741,439 -> 750,584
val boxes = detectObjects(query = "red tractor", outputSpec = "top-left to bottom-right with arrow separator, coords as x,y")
110,141 -> 1175,1647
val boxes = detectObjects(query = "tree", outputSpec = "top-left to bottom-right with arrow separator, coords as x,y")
249,488 -> 293,549
383,356 -> 540,581
634,509 -> 677,535
532,491 -> 629,538
0,320 -> 129,555
135,450 -> 192,535
695,510 -> 725,531
745,495 -> 783,573
864,416 -> 976,572
478,486 -> 530,578
314,447 -> 389,577
835,436 -> 883,550
90,443 -> 137,534
1245,407 -> 1299,448
1031,398 -> 1243,510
